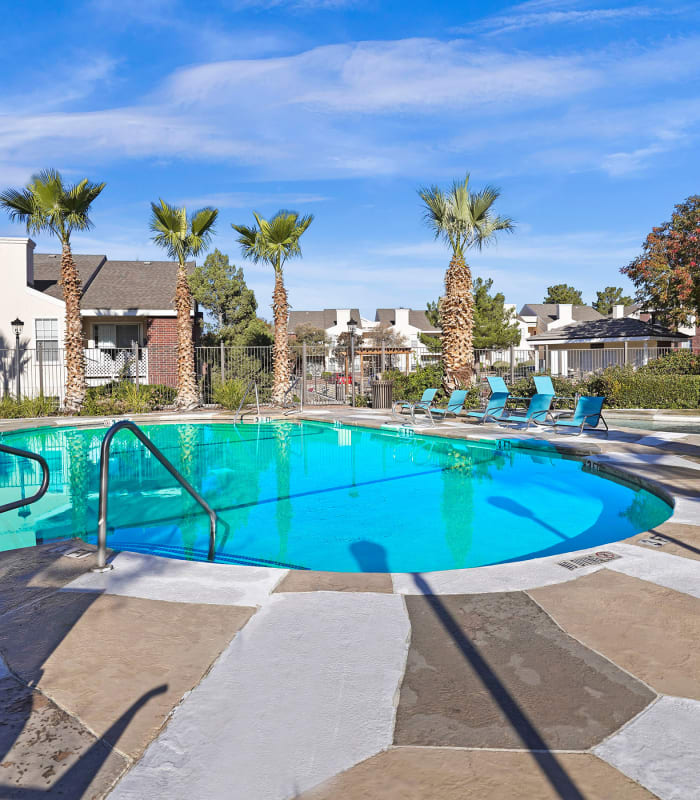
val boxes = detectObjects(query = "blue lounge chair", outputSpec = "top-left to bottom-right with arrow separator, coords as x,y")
419,389 -> 468,425
392,388 -> 438,422
496,392 -> 555,428
533,376 -> 576,408
546,396 -> 608,435
466,376 -> 511,423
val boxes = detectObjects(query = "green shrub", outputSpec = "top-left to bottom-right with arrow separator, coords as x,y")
353,394 -> 369,408
587,367 -> 700,409
212,378 -> 247,410
82,382 -> 176,416
639,349 -> 700,375
0,394 -> 60,419
491,360 -> 510,370
384,364 -> 444,402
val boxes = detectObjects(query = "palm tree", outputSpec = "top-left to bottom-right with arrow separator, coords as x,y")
0,169 -> 105,413
419,174 -> 513,391
232,210 -> 313,405
149,200 -> 218,410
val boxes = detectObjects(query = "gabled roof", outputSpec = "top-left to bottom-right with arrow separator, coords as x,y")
288,309 -> 361,333
33,254 -> 106,299
33,254 -> 194,310
519,303 -> 604,325
375,308 -> 441,333
527,317 -> 689,342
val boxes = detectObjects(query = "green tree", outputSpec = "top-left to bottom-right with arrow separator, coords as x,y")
0,169 -> 105,413
472,277 -> 521,349
426,299 -> 441,328
543,284 -> 583,304
233,210 -> 313,405
419,174 -> 514,390
150,199 -> 218,409
592,286 -> 633,315
238,317 -> 274,347
293,324 -> 328,346
621,195 -> 700,326
188,249 -> 257,339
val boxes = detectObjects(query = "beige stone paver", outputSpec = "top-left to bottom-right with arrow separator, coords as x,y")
274,570 -> 393,593
531,569 -> 700,700
393,593 -> 654,750
628,521 -> 700,561
0,592 -> 254,758
297,748 -> 657,800
0,673 -> 127,799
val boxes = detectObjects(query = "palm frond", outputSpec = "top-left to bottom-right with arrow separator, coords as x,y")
234,210 -> 314,272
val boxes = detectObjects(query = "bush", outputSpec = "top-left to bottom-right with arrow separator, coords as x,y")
0,394 -> 60,419
82,382 -> 176,416
212,378 -> 247,410
384,364 -> 444,402
639,349 -> 700,375
587,366 -> 700,409
353,394 -> 369,408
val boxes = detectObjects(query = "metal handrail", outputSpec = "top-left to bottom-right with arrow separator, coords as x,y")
0,443 -> 50,513
92,420 -> 217,572
235,379 -> 260,421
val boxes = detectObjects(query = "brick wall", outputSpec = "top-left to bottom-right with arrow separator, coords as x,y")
145,315 -> 203,386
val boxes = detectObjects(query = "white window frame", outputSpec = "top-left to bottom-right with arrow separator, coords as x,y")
34,318 -> 60,364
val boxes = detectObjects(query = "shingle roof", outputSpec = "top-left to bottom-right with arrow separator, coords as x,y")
527,317 -> 689,342
33,254 -> 106,299
375,308 -> 441,333
288,309 -> 361,333
33,254 -> 194,309
519,303 -> 604,325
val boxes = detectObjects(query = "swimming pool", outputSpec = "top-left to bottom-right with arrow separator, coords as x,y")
0,421 -> 671,572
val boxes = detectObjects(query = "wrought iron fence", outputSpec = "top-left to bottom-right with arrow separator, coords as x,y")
0,342 -> 689,410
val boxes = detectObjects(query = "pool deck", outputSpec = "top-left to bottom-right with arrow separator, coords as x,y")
0,407 -> 699,798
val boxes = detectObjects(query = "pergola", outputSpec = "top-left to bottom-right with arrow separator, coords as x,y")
344,347 -> 413,392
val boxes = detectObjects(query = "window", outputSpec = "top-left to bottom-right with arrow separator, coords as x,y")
95,323 -> 140,350
35,318 -> 59,363
590,342 -> 604,349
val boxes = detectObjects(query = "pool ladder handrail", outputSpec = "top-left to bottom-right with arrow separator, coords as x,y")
235,379 -> 260,422
0,443 -> 50,514
93,420 -> 217,572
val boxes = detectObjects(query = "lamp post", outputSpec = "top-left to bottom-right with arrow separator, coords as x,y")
11,318 -> 24,401
347,319 -> 357,407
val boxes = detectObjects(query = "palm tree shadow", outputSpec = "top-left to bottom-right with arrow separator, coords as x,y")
349,539 -> 584,800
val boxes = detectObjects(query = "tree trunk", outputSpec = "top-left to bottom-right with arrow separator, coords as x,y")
61,241 -> 87,414
271,269 -> 291,405
440,253 -> 474,392
174,262 -> 199,410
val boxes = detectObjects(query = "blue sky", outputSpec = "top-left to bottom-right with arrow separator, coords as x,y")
1,0 -> 699,320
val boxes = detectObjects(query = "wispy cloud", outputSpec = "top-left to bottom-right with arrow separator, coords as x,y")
177,192 -> 329,208
463,3 -> 680,36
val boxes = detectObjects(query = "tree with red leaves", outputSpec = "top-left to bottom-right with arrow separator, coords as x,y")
621,196 -> 700,327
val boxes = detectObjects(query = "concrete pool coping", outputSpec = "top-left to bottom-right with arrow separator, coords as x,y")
1,407 -> 699,798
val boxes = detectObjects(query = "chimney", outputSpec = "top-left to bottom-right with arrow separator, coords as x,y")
612,304 -> 625,319
0,236 -> 35,290
394,308 -> 409,330
556,304 -> 573,325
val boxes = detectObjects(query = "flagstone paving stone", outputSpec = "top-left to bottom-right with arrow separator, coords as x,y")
595,696 -> 700,800
530,569 -> 700,700
0,669 -> 126,799
0,592 -> 254,759
394,592 -> 655,750
628,520 -> 700,561
274,569 -> 393,593
298,748 -> 658,800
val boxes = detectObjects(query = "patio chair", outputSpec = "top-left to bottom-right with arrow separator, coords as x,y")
495,391 -> 555,429
465,376 -> 511,423
533,376 -> 576,409
418,389 -> 469,425
392,388 -> 438,422
541,396 -> 609,435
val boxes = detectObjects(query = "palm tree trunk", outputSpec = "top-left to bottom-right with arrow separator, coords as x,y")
61,240 -> 87,414
174,262 -> 199,409
441,253 -> 474,392
271,268 -> 291,405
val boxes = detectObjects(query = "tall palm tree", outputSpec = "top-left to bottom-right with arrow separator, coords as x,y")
150,200 -> 218,410
0,169 -> 105,413
232,210 -> 313,405
419,174 -> 513,391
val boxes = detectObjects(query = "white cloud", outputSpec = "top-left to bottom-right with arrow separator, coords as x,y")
177,192 -> 329,208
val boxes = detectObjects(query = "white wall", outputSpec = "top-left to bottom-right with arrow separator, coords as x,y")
0,237 -> 66,350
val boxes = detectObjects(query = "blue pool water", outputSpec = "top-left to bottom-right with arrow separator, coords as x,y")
0,421 -> 671,572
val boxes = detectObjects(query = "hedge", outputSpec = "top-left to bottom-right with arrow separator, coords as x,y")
588,369 -> 700,409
